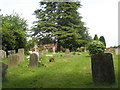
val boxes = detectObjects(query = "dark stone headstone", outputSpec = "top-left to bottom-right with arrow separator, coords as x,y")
0,62 -> 8,80
29,53 -> 39,67
91,53 -> 115,85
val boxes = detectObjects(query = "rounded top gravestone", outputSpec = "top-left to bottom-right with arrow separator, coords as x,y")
29,53 -> 39,67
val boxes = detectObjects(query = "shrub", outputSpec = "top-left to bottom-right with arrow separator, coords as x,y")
87,40 -> 105,55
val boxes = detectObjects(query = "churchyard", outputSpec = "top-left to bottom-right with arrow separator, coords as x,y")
1,1 -> 119,89
0,49 -> 119,88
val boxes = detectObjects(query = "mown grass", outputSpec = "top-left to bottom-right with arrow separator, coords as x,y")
0,52 -> 119,88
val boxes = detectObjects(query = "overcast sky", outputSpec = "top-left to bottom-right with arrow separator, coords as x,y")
0,0 -> 119,47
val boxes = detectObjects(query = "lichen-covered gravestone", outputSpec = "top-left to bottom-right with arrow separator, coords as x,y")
8,54 -> 19,66
0,50 -> 6,59
18,48 -> 24,61
29,53 -> 39,67
64,49 -> 71,57
0,62 -> 8,80
91,53 -> 115,84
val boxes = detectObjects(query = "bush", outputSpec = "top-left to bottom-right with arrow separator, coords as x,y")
87,40 -> 105,55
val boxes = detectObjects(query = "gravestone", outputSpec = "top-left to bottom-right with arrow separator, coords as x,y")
115,48 -> 120,55
0,50 -> 6,59
52,46 -> 56,54
0,62 -> 8,80
64,49 -> 71,57
18,48 -> 24,61
65,49 -> 70,54
91,53 -> 115,85
8,54 -> 19,66
29,53 -> 39,67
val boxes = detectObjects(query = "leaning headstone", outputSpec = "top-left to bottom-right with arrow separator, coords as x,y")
8,54 -> 19,66
91,53 -> 115,85
29,53 -> 39,67
18,48 -> 24,61
0,62 -> 8,80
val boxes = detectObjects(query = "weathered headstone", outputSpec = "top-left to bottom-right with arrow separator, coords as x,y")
91,53 -> 115,85
0,62 -> 8,80
0,50 -> 6,59
8,54 -> 19,66
29,53 -> 39,67
115,48 -> 120,55
65,49 -> 70,54
18,48 -> 24,61
64,49 -> 71,57
52,46 -> 56,54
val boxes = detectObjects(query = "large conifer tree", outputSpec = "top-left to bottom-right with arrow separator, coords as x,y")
32,1 -> 91,51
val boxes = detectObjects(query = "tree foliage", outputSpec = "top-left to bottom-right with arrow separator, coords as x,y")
32,2 -> 91,51
88,40 -> 105,55
2,12 -> 28,51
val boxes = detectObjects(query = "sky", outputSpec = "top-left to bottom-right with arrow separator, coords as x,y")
0,0 -> 119,47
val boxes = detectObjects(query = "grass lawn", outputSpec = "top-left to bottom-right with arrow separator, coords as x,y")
0,52 -> 119,88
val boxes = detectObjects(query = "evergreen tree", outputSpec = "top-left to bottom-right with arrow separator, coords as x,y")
32,2 -> 91,51
99,36 -> 106,47
94,34 -> 98,40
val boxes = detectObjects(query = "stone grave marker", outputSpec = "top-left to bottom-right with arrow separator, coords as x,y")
0,50 -> 6,59
0,62 -> 8,80
29,53 -> 39,67
64,49 -> 71,57
18,48 -> 24,61
8,54 -> 19,66
91,53 -> 115,85
115,48 -> 120,55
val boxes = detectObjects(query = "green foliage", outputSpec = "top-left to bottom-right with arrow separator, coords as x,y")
99,36 -> 106,47
87,40 -> 105,55
2,12 -> 28,51
32,2 -> 92,51
93,34 -> 98,40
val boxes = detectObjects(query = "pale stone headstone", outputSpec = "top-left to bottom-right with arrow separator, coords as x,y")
8,54 -> 19,66
52,46 -> 56,54
29,53 -> 39,67
65,49 -> 70,54
0,50 -> 6,59
18,48 -> 24,61
115,48 -> 120,55
91,53 -> 115,85
64,49 -> 71,57
0,62 -> 8,80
